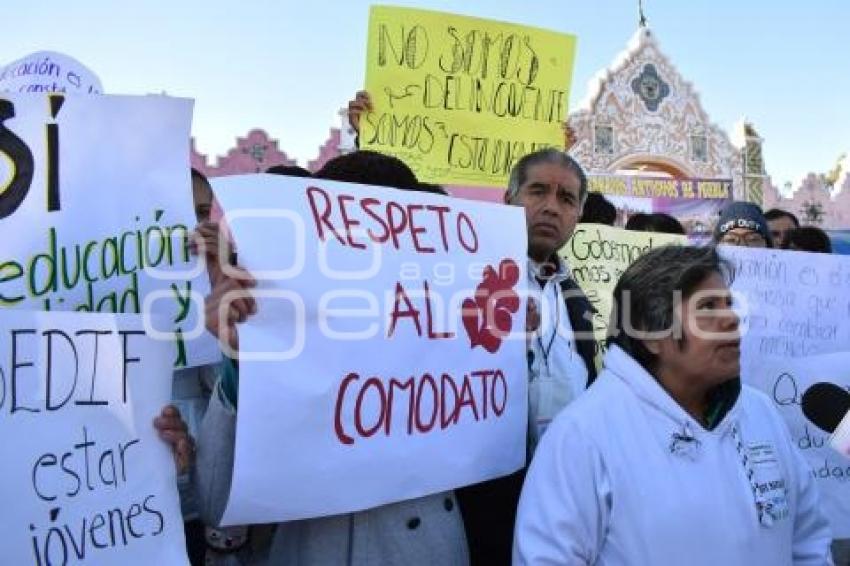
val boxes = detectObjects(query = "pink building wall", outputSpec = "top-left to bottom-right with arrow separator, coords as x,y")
763,172 -> 850,230
191,129 -> 297,177
307,128 -> 342,173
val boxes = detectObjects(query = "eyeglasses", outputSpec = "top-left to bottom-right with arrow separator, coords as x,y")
720,233 -> 767,247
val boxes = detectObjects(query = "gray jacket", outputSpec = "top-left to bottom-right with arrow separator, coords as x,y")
195,391 -> 470,566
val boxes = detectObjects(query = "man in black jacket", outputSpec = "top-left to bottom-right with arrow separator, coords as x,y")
457,148 -> 598,566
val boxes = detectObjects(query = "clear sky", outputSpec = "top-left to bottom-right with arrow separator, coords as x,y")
5,0 -> 848,189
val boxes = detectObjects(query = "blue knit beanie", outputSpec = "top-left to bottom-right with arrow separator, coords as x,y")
714,201 -> 773,246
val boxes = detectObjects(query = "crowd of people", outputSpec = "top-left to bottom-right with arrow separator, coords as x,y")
584,188 -> 834,252
145,93 -> 843,566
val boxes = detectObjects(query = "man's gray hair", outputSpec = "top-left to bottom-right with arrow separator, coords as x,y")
506,148 -> 588,204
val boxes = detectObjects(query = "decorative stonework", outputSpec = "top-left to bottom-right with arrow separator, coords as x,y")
690,134 -> 708,163
594,125 -> 614,154
568,27 -> 745,198
763,160 -> 850,230
630,63 -> 670,111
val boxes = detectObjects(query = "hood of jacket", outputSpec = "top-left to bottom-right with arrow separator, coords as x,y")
603,344 -> 742,441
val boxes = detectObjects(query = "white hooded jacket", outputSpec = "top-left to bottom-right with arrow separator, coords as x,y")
514,345 -> 832,565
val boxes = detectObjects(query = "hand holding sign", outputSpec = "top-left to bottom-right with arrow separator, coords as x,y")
190,221 -> 233,284
153,405 -> 196,475
204,267 -> 257,354
346,90 -> 373,135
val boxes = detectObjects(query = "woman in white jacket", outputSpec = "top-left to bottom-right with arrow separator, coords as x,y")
514,245 -> 832,565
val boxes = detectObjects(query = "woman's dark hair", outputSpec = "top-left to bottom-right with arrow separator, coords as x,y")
625,212 -> 651,231
646,213 -> 685,235
580,192 -> 617,225
416,182 -> 449,195
788,226 -> 832,253
266,164 -> 312,178
315,150 -> 418,190
608,245 -> 733,372
190,167 -> 209,184
764,208 -> 799,227
625,212 -> 685,235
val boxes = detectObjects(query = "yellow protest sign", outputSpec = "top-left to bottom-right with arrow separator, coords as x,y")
560,224 -> 687,360
363,5 -> 577,187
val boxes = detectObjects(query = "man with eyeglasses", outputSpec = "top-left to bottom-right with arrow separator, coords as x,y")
713,201 -> 774,248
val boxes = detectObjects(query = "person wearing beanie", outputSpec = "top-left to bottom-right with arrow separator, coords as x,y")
713,201 -> 773,248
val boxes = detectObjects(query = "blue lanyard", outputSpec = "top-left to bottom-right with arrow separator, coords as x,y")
534,283 -> 561,375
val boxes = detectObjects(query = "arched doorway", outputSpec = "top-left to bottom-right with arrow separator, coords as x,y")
608,153 -> 695,179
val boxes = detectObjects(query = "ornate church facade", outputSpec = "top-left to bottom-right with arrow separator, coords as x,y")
566,28 -> 749,199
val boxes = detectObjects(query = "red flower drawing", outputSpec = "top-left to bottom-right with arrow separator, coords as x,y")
462,259 -> 521,353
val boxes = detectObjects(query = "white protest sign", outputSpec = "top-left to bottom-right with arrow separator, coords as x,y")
212,174 -> 528,524
745,353 -> 850,534
0,310 -> 188,565
725,247 -> 849,360
1,52 -> 103,94
0,93 -> 219,367
723,246 -> 850,536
